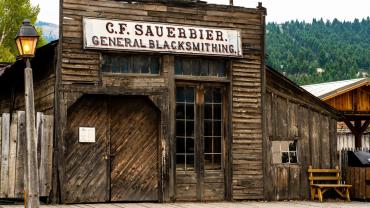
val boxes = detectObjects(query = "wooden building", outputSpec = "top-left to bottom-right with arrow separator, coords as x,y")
0,0 -> 340,204
264,66 -> 339,200
303,78 -> 370,148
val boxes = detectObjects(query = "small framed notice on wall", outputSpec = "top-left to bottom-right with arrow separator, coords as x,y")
79,127 -> 96,143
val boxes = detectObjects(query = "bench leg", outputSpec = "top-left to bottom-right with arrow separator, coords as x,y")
345,188 -> 350,202
310,187 -> 316,201
317,188 -> 323,202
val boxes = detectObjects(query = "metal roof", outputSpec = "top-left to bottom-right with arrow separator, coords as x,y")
302,78 -> 369,100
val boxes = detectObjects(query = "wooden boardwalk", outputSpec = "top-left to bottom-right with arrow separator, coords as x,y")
0,201 -> 369,208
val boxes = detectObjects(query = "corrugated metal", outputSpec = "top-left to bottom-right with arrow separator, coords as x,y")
302,78 -> 366,98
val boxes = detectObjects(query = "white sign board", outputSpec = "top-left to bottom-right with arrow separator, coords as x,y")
83,18 -> 242,57
79,127 -> 96,143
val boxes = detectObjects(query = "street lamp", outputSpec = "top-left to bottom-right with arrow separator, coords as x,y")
15,19 -> 40,208
15,19 -> 39,65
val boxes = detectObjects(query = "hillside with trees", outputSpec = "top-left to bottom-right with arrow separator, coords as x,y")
266,18 -> 370,85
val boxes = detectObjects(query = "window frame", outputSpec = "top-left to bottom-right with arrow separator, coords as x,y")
271,140 -> 299,164
175,82 -> 227,173
100,52 -> 162,76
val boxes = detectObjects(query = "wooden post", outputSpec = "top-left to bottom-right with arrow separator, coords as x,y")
354,120 -> 362,148
24,59 -> 40,208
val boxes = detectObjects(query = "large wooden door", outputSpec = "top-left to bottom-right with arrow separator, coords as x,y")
65,95 -> 109,203
110,96 -> 159,201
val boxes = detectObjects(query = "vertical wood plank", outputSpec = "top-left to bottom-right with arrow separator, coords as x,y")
7,113 -> 18,198
289,165 -> 300,200
320,115 -> 330,168
1,113 -> 10,198
276,166 -> 289,200
329,118 -> 338,167
39,115 -> 54,197
310,112 -> 320,168
359,167 -> 366,199
15,111 -> 26,197
276,97 -> 288,139
288,102 -> 298,138
36,112 -> 44,166
299,107 -> 310,199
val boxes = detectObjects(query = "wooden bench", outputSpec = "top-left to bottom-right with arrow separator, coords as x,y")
308,165 -> 352,202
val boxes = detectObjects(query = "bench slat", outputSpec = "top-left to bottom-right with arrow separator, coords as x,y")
308,169 -> 339,173
312,184 -> 352,188
309,176 -> 340,181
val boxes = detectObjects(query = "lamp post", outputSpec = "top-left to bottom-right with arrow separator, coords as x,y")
15,19 -> 40,208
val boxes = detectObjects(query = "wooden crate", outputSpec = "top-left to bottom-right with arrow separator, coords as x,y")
346,167 -> 370,200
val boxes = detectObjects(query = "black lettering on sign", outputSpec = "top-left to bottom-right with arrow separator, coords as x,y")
117,38 -> 124,47
92,36 -> 99,45
125,38 -> 132,47
149,40 -> 155,48
106,22 -> 114,34
171,41 -> 177,49
216,31 -> 224,41
189,29 -> 197,39
140,39 -> 146,48
178,41 -> 184,50
229,45 -> 235,53
119,23 -> 127,34
156,26 -> 163,37
193,42 -> 199,51
109,37 -> 116,46
101,37 -> 108,46
163,41 -> 170,50
206,30 -> 213,40
205,43 -> 210,52
156,40 -> 163,49
178,28 -> 186,38
133,39 -> 140,47
167,27 -> 175,38
135,24 -> 143,35
186,42 -> 191,51
145,25 -> 154,36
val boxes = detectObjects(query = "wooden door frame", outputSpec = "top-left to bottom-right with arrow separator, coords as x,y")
59,91 -> 167,203
174,82 -> 230,201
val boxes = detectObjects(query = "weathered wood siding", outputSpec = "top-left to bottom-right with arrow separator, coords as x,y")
264,67 -> 338,200
325,85 -> 370,112
60,0 -> 265,202
0,112 -> 53,199
0,43 -> 57,115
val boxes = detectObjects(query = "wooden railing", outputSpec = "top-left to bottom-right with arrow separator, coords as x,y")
0,112 -> 53,198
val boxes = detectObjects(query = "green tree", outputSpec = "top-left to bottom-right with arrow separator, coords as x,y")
0,0 -> 45,62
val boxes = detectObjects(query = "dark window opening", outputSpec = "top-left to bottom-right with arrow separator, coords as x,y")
176,87 -> 195,171
204,88 -> 222,170
272,140 -> 298,164
175,57 -> 226,77
102,54 -> 160,74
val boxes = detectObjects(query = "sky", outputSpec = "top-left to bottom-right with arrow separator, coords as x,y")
31,0 -> 370,25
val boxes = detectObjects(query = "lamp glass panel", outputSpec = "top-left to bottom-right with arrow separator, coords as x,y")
19,37 -> 38,56
16,38 -> 24,55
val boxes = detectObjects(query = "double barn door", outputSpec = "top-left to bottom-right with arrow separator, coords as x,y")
64,95 -> 159,203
